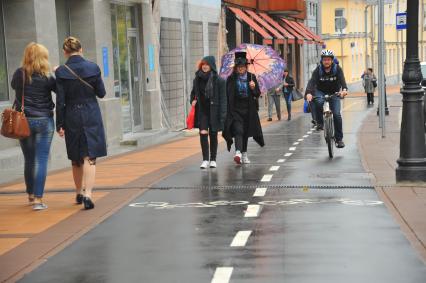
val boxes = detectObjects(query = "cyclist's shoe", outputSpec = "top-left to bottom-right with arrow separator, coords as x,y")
315,124 -> 324,131
336,140 -> 345,148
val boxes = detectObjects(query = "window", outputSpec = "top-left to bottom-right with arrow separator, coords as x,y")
424,4 -> 426,31
0,0 -> 8,102
335,8 -> 346,33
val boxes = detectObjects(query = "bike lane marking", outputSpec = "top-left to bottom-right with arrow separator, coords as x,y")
277,159 -> 286,163
245,205 -> 261,217
211,267 -> 233,283
269,166 -> 280,172
293,142 -> 300,145
261,174 -> 273,182
284,153 -> 293,157
253,187 -> 267,197
303,135 -> 309,138
230,231 -> 253,247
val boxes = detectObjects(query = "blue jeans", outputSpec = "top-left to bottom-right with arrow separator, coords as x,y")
283,91 -> 292,115
19,117 -> 54,198
312,90 -> 343,141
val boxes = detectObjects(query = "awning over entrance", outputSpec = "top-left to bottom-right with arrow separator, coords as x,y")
244,10 -> 285,44
228,7 -> 273,45
276,18 -> 305,45
257,12 -> 295,44
280,18 -> 314,44
293,21 -> 324,45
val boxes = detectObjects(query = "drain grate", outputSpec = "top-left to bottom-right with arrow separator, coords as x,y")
149,184 -> 375,191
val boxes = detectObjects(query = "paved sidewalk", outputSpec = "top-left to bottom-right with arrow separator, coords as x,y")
358,92 -> 426,263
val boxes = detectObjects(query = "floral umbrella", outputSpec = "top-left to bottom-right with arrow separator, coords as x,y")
219,43 -> 286,94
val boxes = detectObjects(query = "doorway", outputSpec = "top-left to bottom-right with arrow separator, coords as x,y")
111,3 -> 143,134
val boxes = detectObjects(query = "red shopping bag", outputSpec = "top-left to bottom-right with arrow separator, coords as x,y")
186,104 -> 196,129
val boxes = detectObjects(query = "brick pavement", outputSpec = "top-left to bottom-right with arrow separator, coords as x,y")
358,91 -> 426,263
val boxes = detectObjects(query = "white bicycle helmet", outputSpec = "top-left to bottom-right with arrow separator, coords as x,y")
321,49 -> 335,58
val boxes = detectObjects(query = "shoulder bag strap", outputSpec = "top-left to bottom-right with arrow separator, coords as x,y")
21,69 -> 25,112
64,64 -> 95,90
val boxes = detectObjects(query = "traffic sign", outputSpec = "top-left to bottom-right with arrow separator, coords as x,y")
396,12 -> 407,30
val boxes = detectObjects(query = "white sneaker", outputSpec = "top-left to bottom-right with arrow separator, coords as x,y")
200,160 -> 209,169
210,161 -> 217,168
242,152 -> 251,164
234,151 -> 242,164
33,203 -> 48,211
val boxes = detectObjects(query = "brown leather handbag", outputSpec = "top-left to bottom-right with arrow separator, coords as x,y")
1,70 -> 30,139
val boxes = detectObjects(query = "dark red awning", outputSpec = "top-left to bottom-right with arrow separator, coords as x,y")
258,12 -> 296,44
228,7 -> 273,45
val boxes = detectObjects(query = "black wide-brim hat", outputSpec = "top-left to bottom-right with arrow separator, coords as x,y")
234,51 -> 248,66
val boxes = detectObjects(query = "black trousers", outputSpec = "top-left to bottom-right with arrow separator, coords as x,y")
200,132 -> 218,161
367,93 -> 374,104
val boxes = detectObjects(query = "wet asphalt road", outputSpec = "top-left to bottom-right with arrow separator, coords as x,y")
20,97 -> 426,283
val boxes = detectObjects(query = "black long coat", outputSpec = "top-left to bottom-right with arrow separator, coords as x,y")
55,55 -> 107,161
222,72 -> 265,151
190,72 -> 227,132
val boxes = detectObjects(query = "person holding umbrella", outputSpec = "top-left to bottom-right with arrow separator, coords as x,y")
223,51 -> 264,164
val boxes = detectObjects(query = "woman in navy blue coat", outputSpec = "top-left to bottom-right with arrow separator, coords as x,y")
55,37 -> 107,210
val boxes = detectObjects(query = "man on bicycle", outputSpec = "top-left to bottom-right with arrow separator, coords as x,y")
305,49 -> 348,148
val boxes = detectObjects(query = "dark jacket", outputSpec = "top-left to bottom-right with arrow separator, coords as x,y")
222,71 -> 264,151
190,56 -> 226,132
282,74 -> 295,94
55,55 -> 107,161
11,68 -> 56,118
305,63 -> 347,95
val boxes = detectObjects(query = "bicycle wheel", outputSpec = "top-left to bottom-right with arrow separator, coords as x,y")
324,115 -> 334,158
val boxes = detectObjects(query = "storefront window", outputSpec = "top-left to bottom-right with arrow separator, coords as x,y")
0,1 -> 8,102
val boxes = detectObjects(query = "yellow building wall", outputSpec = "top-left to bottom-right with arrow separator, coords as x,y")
321,0 -> 426,86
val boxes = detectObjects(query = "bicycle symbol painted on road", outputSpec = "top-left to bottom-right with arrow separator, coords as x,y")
128,198 -> 384,209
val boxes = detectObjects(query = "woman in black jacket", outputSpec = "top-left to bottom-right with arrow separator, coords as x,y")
11,42 -> 56,210
190,56 -> 226,169
223,52 -> 264,164
282,69 -> 295,121
55,37 -> 107,210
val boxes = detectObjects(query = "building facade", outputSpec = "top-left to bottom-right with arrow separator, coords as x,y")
223,0 -> 323,91
321,0 -> 426,91
0,0 -> 221,170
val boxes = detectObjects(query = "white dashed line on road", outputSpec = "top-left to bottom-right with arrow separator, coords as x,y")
261,174 -> 273,182
303,135 -> 309,138
284,153 -> 293,157
269,166 -> 280,171
289,147 -> 296,151
277,159 -> 286,163
293,142 -> 299,145
211,267 -> 233,283
307,131 -> 312,134
245,205 -> 261,217
253,187 -> 267,197
230,231 -> 252,247
298,139 -> 304,142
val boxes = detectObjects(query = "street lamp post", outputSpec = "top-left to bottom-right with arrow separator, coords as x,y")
396,0 -> 426,182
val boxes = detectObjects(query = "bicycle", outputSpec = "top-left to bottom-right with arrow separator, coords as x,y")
315,92 -> 341,159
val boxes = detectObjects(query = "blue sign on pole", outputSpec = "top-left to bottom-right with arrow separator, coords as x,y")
102,47 -> 109,77
396,12 -> 407,30
148,44 -> 155,71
